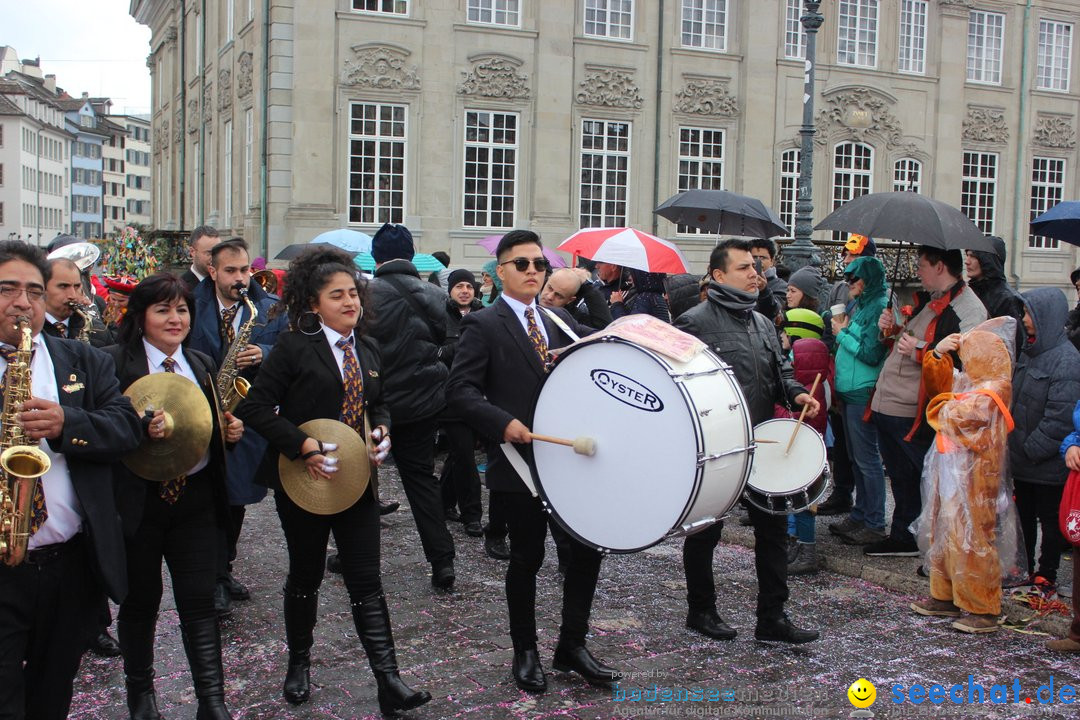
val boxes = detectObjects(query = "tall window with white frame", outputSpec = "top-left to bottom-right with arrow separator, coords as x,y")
1036,19 -> 1072,92
353,0 -> 408,15
1029,157 -> 1065,250
585,0 -> 633,40
579,119 -> 630,228
893,158 -> 922,193
967,10 -> 1004,84
348,102 -> 406,225
898,0 -> 927,74
463,110 -> 518,229
226,0 -> 234,41
676,126 -> 724,233
244,108 -> 253,210
960,151 -> 998,234
837,0 -> 878,68
832,142 -> 873,241
223,119 -> 232,228
467,0 -> 519,27
784,0 -> 806,59
681,0 -> 727,51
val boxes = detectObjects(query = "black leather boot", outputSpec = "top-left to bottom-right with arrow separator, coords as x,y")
180,617 -> 232,720
351,593 -> 432,715
117,616 -> 163,720
282,582 -> 318,705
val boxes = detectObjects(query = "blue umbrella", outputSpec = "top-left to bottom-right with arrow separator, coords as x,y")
1030,201 -> 1080,246
310,228 -> 373,253
353,252 -> 446,273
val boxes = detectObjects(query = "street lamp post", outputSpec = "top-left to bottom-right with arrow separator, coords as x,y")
785,1 -> 825,272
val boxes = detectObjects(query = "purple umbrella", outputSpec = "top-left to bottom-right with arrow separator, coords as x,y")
477,235 -> 567,268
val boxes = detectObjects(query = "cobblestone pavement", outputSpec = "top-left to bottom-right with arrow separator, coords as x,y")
71,462 -> 1077,720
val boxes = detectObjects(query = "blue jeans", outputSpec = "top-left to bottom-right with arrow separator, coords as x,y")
793,511 -> 815,543
844,402 -> 886,531
872,412 -> 932,543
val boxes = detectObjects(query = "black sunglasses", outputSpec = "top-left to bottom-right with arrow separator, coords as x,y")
500,257 -> 551,273
844,275 -> 861,284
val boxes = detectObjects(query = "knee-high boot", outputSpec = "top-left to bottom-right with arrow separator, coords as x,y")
282,582 -> 318,704
180,617 -> 232,720
351,593 -> 432,715
118,615 -> 163,720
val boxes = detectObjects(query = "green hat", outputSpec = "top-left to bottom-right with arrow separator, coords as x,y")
784,308 -> 825,340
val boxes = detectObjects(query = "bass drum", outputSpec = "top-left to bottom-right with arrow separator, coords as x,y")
531,336 -> 753,553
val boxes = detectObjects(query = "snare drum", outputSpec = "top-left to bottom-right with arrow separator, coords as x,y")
744,418 -> 829,515
531,336 -> 753,553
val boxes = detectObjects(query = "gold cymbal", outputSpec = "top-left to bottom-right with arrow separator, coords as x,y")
278,418 -> 370,515
122,373 -> 213,482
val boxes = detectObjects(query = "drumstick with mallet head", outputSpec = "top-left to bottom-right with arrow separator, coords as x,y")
785,372 -> 822,456
529,432 -> 597,457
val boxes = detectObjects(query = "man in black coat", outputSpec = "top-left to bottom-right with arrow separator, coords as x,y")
447,230 -> 620,693
180,226 -> 220,291
42,259 -> 113,348
965,237 -> 1025,352
0,241 -> 143,720
367,223 -> 457,589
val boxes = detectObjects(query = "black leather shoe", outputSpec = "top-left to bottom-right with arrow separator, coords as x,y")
431,561 -> 455,590
484,535 -> 510,560
444,506 -> 461,522
552,645 -> 621,686
213,583 -> 233,617
379,500 -> 400,516
463,521 -> 484,537
89,629 -> 122,657
754,616 -> 819,644
326,553 -> 342,574
511,649 -> 547,692
222,572 -> 250,601
816,493 -> 853,516
686,610 -> 737,641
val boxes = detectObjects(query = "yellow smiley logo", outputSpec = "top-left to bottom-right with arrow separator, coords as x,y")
847,678 -> 877,709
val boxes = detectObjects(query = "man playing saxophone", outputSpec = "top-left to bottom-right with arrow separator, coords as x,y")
189,237 -> 286,614
42,259 -> 114,348
0,240 -> 143,720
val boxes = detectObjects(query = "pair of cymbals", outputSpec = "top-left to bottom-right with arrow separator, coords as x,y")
278,418 -> 371,515
122,373 -> 213,482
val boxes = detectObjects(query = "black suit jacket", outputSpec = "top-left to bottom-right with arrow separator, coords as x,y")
101,342 -> 231,539
180,268 -> 202,292
39,335 -> 143,602
235,329 -> 391,492
446,298 -> 593,494
42,312 -> 115,348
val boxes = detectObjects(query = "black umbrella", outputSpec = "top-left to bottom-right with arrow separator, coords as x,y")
814,192 -> 995,252
274,242 -> 339,260
1030,200 -> 1080,246
654,189 -> 788,238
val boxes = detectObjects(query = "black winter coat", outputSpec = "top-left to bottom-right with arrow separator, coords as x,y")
969,238 -> 1025,353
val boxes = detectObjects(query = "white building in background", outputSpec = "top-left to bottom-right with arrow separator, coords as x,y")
115,114 -> 153,229
132,1 -> 1080,286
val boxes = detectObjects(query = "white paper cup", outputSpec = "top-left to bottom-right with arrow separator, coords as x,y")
830,303 -> 847,317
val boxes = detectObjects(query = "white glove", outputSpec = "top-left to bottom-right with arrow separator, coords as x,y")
373,436 -> 391,465
320,442 -> 339,475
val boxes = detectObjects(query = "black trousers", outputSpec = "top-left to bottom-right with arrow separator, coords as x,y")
439,420 -> 483,524
486,475 -> 508,539
683,502 -> 789,621
1014,479 -> 1067,582
119,472 -> 219,627
275,486 -> 381,601
0,535 -> 100,720
495,491 -> 602,651
216,504 -> 246,583
828,408 -> 855,498
389,416 -> 455,566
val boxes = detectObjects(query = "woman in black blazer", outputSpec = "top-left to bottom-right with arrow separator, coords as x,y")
236,247 -> 430,715
104,273 -> 243,720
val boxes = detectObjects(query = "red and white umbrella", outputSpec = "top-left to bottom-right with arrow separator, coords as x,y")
557,227 -> 690,274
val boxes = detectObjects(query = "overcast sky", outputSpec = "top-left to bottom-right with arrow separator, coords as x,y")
4,0 -> 152,114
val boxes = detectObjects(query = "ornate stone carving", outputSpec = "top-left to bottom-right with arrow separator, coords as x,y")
218,69 -> 232,112
237,52 -> 253,99
203,83 -> 213,124
187,99 -> 199,134
1033,114 -> 1076,149
458,56 -> 529,100
962,106 -> 1009,143
814,87 -> 911,150
174,107 -> 184,143
576,67 -> 643,109
938,0 -> 974,6
160,119 -> 170,150
341,45 -> 421,90
673,77 -> 738,117
164,26 -> 178,44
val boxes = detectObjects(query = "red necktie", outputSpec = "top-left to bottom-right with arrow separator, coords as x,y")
336,336 -> 365,432
0,346 -> 47,534
158,357 -> 187,504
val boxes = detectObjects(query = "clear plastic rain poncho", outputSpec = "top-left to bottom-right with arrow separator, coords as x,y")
912,317 -> 1028,615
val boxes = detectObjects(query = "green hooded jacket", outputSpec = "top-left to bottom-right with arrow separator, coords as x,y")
834,256 -> 888,403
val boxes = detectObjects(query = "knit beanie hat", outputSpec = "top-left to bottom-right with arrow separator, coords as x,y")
788,265 -> 823,298
447,269 -> 477,291
371,223 -> 415,263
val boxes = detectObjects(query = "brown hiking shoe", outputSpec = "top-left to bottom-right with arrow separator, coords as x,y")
1045,637 -> 1080,652
952,613 -> 1000,633
910,597 -> 961,617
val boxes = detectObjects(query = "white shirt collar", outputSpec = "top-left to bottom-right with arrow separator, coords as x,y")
500,293 -> 538,318
142,338 -> 184,372
189,265 -> 206,282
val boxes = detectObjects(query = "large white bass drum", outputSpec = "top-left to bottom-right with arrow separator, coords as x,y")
530,336 -> 754,553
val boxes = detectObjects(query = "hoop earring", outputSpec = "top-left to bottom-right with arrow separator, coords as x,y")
298,310 -> 323,336
356,305 -> 364,322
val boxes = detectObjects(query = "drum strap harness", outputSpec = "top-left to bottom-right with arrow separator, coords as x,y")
538,307 -> 580,343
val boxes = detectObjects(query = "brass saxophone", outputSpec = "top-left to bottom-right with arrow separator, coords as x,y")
67,300 -> 99,343
0,317 -> 53,566
217,284 -> 259,412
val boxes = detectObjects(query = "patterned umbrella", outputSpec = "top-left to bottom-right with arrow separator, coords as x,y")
310,228 -> 373,253
353,252 -> 447,273
556,227 -> 690,274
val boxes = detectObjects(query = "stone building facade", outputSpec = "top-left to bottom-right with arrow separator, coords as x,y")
132,0 -> 1080,286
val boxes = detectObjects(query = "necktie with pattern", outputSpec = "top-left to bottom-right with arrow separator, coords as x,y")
220,304 -> 239,347
53,322 -> 67,338
335,336 -> 364,432
0,345 -> 47,534
524,307 -> 550,367
158,357 -> 188,504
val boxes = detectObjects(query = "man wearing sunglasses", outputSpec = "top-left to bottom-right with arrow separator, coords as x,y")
447,230 -> 619,694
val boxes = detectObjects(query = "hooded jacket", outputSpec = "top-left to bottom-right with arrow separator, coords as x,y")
611,269 -> 671,323
968,236 -> 1025,351
664,273 -> 702,321
790,338 -> 832,435
1009,287 -> 1080,485
480,259 -> 502,306
833,256 -> 888,404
